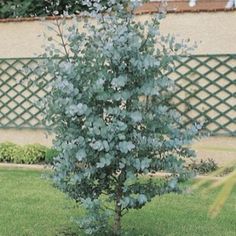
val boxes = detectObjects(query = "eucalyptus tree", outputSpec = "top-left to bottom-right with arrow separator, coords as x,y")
42,1 -> 199,235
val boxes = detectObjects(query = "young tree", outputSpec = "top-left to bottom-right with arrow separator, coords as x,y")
42,1 -> 199,235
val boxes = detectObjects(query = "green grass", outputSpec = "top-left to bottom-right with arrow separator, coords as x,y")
0,168 -> 80,236
0,168 -> 235,236
124,188 -> 236,236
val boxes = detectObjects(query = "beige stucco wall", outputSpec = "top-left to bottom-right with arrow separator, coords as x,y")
160,12 -> 236,54
1,12 -> 236,58
0,129 -> 53,146
0,12 -> 235,146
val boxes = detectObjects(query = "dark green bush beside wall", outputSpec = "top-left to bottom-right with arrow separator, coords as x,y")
187,158 -> 218,175
0,142 -> 58,164
0,0 -> 126,18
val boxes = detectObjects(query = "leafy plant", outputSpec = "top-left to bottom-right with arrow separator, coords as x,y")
41,1 -> 200,235
0,0 -> 128,18
0,142 -> 55,164
0,142 -> 20,162
218,166 -> 235,177
45,148 -> 59,164
19,144 -> 47,164
187,158 -> 218,175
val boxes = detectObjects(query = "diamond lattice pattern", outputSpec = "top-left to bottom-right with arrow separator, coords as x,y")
0,58 -> 50,128
0,56 -> 235,136
167,55 -> 236,136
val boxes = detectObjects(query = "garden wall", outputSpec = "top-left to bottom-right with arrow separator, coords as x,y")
0,12 -> 236,145
1,12 -> 236,58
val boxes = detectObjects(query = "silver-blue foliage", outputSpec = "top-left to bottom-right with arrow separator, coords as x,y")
42,1 -> 200,235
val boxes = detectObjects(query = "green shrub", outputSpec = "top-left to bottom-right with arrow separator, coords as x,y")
218,166 -> 235,177
188,158 -> 218,175
0,142 -> 57,164
0,142 -> 20,162
17,144 -> 47,164
45,148 -> 59,164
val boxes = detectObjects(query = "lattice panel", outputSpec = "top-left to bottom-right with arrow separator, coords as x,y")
0,55 -> 235,136
0,58 -> 50,128
167,54 -> 236,136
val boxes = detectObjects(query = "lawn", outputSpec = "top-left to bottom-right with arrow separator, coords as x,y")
0,168 -> 235,236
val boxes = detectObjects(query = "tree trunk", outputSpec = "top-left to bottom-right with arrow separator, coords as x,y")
113,186 -> 122,236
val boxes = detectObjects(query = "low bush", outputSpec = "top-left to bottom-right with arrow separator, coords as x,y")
0,142 -> 20,162
187,158 -> 218,175
18,144 -> 47,164
45,148 -> 59,164
218,166 -> 235,177
0,142 -> 57,164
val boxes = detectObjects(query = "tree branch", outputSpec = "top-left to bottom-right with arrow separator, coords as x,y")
55,18 -> 70,61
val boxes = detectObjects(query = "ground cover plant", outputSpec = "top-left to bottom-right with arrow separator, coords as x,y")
41,1 -> 201,235
0,168 -> 235,236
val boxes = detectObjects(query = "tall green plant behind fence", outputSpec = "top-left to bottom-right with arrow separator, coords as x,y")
0,54 -> 235,136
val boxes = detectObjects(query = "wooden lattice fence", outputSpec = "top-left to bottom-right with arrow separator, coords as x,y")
0,54 -> 235,136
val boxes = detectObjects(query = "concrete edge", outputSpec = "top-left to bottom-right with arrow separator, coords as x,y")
0,163 -> 225,180
0,163 -> 51,170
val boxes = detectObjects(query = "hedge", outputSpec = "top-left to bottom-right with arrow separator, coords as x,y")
0,142 -> 58,164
